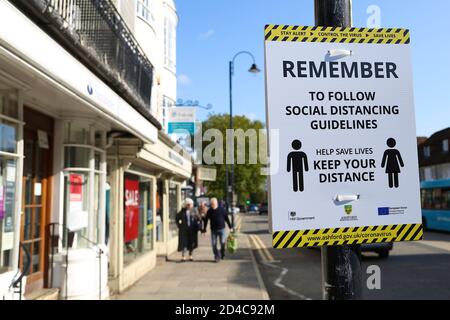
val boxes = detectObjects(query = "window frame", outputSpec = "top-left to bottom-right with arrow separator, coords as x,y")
164,15 -> 177,72
62,122 -> 107,248
423,146 -> 431,158
137,0 -> 155,25
443,139 -> 449,153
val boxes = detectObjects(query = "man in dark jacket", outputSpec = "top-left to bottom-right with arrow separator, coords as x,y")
176,198 -> 201,262
203,198 -> 234,262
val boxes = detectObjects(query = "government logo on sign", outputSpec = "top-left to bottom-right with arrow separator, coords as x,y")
344,205 -> 353,215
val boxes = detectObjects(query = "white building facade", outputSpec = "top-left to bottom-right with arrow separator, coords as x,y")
0,0 -> 188,300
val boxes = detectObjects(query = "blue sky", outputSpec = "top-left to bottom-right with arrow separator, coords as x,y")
176,0 -> 450,137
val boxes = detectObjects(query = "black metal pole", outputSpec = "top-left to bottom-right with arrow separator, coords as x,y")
229,60 -> 235,226
227,61 -> 233,214
315,0 -> 363,300
315,0 -> 352,27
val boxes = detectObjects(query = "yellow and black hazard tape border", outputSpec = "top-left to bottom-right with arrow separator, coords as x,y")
273,223 -> 423,249
265,25 -> 410,44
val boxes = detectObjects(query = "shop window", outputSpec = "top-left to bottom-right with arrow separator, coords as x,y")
64,121 -> 90,145
0,95 -> 19,275
168,182 -> 179,239
0,119 -> 17,154
63,172 -> 90,247
0,93 -> 18,119
0,158 -> 17,274
64,146 -> 90,168
123,173 -> 154,266
62,122 -> 106,249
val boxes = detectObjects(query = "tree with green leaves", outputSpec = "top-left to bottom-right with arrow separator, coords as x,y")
199,113 -> 267,205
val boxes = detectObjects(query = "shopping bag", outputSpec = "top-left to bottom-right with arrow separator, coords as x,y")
227,232 -> 238,254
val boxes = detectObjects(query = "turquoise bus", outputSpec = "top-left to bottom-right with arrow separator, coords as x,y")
421,179 -> 450,232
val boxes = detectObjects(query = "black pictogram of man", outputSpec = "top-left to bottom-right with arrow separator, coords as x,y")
287,140 -> 309,192
381,138 -> 404,188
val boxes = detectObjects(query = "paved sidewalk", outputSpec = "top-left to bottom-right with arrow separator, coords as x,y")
115,215 -> 269,300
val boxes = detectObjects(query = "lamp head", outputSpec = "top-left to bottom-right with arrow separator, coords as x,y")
249,63 -> 261,74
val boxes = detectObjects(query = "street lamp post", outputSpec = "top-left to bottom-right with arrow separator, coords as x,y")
315,0 -> 363,300
227,51 -> 260,223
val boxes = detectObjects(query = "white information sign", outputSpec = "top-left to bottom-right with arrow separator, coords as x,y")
197,167 -> 217,182
264,25 -> 423,248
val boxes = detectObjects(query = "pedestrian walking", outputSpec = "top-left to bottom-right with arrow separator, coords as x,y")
202,198 -> 234,263
197,200 -> 209,231
176,198 -> 201,262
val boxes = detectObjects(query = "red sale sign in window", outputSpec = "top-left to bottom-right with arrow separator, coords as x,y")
70,174 -> 83,202
124,179 -> 140,242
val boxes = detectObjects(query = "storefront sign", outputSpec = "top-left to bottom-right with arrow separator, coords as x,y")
197,167 -> 217,182
168,150 -> 184,166
125,179 -> 140,242
168,107 -> 196,135
264,25 -> 422,248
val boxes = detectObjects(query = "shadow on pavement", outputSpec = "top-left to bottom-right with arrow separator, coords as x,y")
241,229 -> 270,235
165,258 -> 216,264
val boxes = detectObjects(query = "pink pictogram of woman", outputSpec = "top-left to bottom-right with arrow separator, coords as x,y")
381,138 -> 404,188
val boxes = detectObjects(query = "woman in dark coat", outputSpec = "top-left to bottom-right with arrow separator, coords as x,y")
176,198 -> 201,262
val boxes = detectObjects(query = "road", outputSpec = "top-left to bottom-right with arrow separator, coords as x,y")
242,212 -> 450,300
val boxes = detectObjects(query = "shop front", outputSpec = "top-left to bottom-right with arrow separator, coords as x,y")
0,90 -> 56,300
0,0 -> 162,300
141,134 -> 191,257
107,133 -> 192,294
0,87 -> 114,300
0,1 -> 191,300
50,119 -> 109,300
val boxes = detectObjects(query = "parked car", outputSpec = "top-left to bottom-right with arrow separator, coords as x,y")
361,242 -> 393,258
259,202 -> 269,215
247,204 -> 259,213
238,204 -> 247,213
